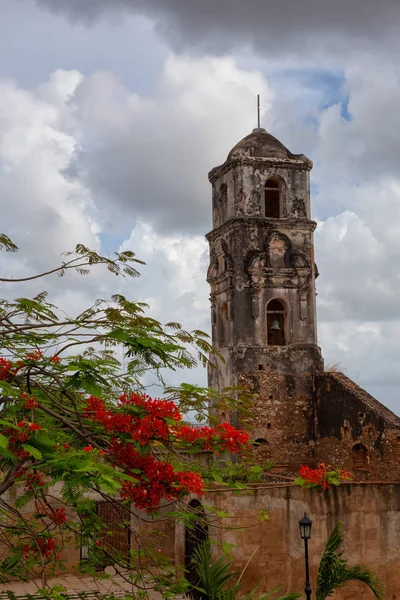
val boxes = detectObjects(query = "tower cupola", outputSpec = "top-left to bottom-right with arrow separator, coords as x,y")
206,126 -> 322,392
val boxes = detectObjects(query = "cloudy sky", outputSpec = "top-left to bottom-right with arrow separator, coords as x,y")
1,0 -> 400,411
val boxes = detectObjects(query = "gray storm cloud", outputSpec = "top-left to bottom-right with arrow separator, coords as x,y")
35,0 -> 400,58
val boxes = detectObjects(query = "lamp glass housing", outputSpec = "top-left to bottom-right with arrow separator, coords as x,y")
299,514 -> 312,540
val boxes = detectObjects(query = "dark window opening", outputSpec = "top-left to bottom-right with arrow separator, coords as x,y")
218,302 -> 229,347
352,444 -> 368,470
267,299 -> 286,346
185,500 -> 208,600
254,438 -> 269,446
265,179 -> 280,218
253,438 -> 269,460
220,183 -> 227,202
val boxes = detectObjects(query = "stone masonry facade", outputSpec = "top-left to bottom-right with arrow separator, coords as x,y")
206,127 -> 400,481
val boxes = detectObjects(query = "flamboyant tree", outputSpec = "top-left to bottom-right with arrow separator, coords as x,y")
0,234 -> 250,594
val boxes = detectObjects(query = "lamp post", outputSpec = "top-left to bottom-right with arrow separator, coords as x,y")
299,513 -> 313,600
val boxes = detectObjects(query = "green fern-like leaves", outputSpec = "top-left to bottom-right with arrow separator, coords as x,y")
316,522 -> 385,600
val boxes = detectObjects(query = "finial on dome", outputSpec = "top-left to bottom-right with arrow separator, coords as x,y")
257,94 -> 260,129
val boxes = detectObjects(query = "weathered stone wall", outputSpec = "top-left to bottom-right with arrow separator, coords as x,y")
316,372 -> 400,481
234,369 -> 400,480
176,484 -> 400,599
238,370 -> 317,471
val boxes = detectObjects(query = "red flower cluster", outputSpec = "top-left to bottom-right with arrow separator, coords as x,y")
22,537 -> 55,558
110,439 -> 204,510
3,420 -> 42,460
28,422 -> 41,432
85,394 -> 182,445
298,463 -> 353,491
0,357 -> 15,380
22,394 -> 39,409
24,471 -> 45,490
83,393 -> 249,511
25,350 -> 43,361
47,507 -> 66,525
177,422 -> 250,453
5,423 -> 30,459
0,352 -> 60,382
85,394 -> 249,452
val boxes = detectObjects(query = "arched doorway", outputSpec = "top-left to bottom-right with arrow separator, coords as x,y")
185,499 -> 208,600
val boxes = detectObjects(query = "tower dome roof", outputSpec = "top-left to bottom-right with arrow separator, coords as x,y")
227,127 -> 293,161
209,127 -> 312,182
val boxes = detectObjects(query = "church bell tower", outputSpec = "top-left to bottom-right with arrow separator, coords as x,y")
207,128 -> 323,464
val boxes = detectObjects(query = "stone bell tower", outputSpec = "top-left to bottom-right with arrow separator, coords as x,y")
206,127 -> 324,467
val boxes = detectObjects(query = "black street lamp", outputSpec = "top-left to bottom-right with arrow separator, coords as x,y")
299,513 -> 313,600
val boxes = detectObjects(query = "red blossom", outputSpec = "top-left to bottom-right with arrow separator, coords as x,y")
28,423 -> 41,432
83,445 -> 93,452
25,350 -> 43,361
0,357 -> 16,380
82,393 -> 249,512
110,440 -> 204,510
24,471 -> 45,490
47,507 -> 66,525
50,355 -> 61,363
24,397 -> 38,409
298,463 -> 353,491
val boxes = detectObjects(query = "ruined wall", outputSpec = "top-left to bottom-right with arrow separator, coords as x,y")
316,372 -> 400,481
176,484 -> 400,599
234,369 -> 400,481
238,370 -> 317,471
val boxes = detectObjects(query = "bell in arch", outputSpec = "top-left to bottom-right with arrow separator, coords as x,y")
269,317 -> 281,331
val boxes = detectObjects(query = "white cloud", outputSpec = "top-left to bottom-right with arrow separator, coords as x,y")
2,49 -> 400,413
64,54 -> 270,235
0,69 -> 99,285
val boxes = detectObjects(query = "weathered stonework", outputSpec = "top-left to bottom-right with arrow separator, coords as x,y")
315,372 -> 400,481
207,127 -> 400,479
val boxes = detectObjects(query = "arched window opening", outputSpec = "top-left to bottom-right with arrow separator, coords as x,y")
218,302 -> 229,347
185,500 -> 208,600
352,444 -> 368,470
253,438 -> 269,460
265,179 -> 280,218
254,438 -> 269,447
267,299 -> 286,346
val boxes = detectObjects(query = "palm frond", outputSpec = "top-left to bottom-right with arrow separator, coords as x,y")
316,522 -> 385,600
191,541 -> 300,600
